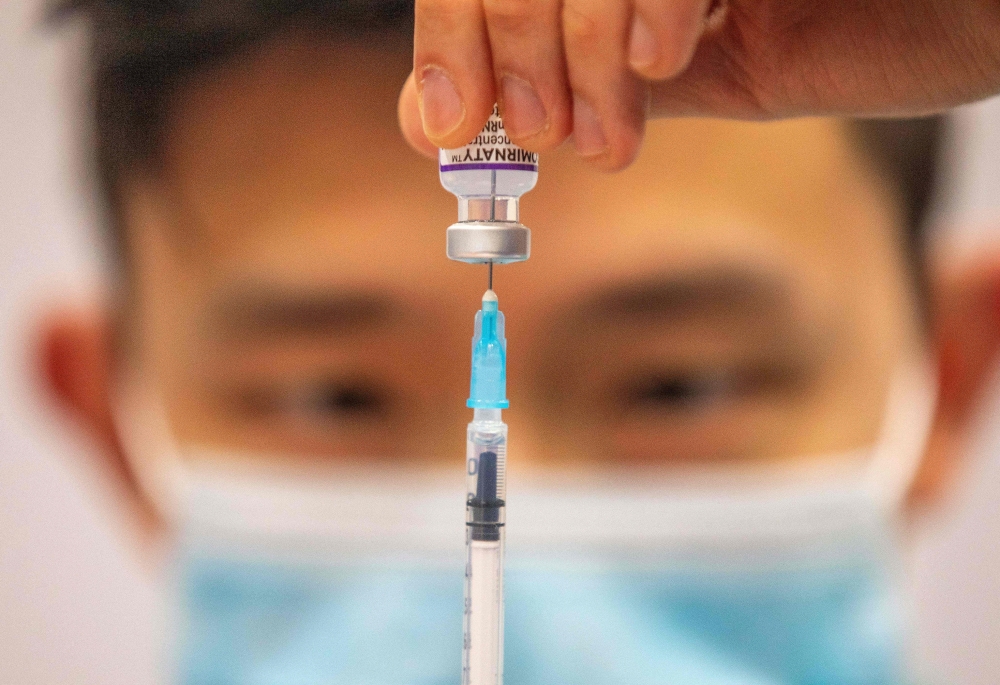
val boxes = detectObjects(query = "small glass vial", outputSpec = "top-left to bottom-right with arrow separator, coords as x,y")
440,105 -> 538,264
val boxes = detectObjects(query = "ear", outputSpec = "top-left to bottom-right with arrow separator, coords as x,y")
909,252 -> 1000,505
36,307 -> 162,539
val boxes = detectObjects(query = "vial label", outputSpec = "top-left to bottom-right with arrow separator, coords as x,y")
439,105 -> 539,173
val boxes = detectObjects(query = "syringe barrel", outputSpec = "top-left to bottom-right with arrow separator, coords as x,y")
463,408 -> 506,685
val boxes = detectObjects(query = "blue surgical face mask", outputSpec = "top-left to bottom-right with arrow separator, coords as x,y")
115,361 -> 936,685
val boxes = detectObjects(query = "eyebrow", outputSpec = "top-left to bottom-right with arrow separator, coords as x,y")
208,286 -> 399,338
583,267 -> 790,323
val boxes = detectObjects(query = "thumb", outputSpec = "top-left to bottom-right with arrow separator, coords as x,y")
399,71 -> 439,159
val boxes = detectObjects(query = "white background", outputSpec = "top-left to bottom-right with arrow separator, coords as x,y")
1,2 -> 999,683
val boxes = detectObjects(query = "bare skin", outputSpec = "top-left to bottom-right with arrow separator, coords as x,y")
399,0 -> 1000,170
119,38 -> 916,467
37,37 -> 1000,539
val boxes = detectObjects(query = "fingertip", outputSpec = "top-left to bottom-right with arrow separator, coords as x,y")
628,1 -> 709,81
415,66 -> 496,150
428,106 -> 494,150
502,98 -> 573,153
497,74 -> 572,153
627,13 -> 662,76
584,132 -> 643,172
578,108 -> 645,172
399,73 -> 439,159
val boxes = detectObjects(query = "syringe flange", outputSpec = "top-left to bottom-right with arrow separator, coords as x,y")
446,221 -> 530,264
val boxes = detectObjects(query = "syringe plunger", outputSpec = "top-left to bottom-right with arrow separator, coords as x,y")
468,450 -> 502,542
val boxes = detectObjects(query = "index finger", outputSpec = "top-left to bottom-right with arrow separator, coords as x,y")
414,0 -> 497,148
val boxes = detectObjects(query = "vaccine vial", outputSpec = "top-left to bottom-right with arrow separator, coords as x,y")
440,105 -> 538,264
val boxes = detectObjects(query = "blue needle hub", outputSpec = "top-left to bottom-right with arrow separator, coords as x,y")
467,290 -> 509,409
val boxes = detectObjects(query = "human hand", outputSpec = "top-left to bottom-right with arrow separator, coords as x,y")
398,0 -> 1000,170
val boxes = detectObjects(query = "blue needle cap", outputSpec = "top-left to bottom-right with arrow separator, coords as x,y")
467,290 -> 509,409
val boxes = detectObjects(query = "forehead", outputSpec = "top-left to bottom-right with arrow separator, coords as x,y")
120,37 -> 923,465
136,36 -> 901,291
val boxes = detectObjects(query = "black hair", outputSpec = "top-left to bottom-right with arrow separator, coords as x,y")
847,117 -> 946,307
49,0 -> 415,267
50,0 -> 946,290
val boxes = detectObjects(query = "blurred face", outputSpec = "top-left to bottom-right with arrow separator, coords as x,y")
121,35 -> 922,478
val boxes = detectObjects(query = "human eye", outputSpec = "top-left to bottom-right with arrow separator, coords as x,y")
620,369 -> 735,412
229,376 -> 394,424
293,380 -> 389,418
615,363 -> 797,416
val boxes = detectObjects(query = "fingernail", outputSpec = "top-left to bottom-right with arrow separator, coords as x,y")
572,96 -> 607,157
419,67 -> 465,139
628,14 -> 658,70
501,74 -> 548,139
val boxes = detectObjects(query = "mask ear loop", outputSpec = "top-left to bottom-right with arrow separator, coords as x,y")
111,379 -> 192,525
862,355 -> 939,513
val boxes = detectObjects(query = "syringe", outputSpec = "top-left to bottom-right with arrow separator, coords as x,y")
462,288 -> 508,685
440,107 -> 535,685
